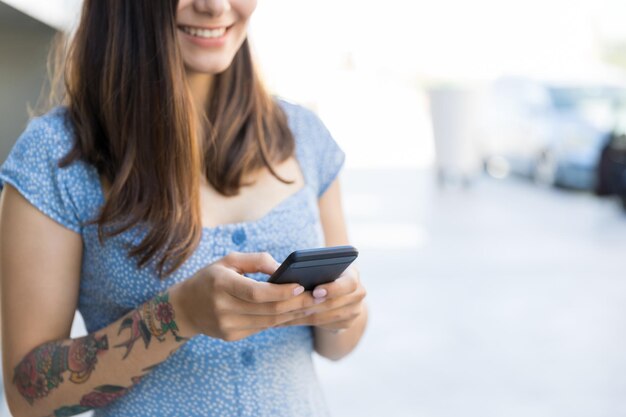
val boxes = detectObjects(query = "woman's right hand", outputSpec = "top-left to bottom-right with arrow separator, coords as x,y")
172,252 -> 319,341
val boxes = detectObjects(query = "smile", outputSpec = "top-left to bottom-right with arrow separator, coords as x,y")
178,25 -> 231,39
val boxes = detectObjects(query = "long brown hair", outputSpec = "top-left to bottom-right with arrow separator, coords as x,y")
53,0 -> 295,279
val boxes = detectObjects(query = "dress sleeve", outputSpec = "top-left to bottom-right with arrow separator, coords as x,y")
302,108 -> 346,197
0,112 -> 83,234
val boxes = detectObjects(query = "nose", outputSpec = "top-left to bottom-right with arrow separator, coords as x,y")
193,0 -> 231,17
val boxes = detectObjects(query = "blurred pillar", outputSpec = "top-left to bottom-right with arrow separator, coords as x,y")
427,86 -> 482,187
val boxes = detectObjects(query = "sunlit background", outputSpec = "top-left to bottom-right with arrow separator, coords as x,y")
2,0 -> 626,416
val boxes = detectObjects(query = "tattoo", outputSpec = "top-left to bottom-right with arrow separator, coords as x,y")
67,334 -> 109,384
13,334 -> 109,405
13,291 -> 184,409
114,291 -> 187,359
50,376 -> 143,417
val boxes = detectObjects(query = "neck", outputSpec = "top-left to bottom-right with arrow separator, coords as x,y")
186,70 -> 214,115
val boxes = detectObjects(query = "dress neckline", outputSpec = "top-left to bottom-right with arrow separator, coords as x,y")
90,97 -> 309,234
199,185 -> 309,232
93,158 -> 310,234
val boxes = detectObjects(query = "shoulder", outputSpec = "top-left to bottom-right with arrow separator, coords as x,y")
273,95 -> 327,134
0,106 -> 94,234
4,105 -> 88,188
12,106 -> 76,160
272,96 -> 346,197
272,95 -> 339,152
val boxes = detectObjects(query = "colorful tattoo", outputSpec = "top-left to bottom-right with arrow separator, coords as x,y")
50,376 -> 143,417
114,291 -> 187,359
66,334 -> 109,383
13,334 -> 108,405
14,291 -> 184,410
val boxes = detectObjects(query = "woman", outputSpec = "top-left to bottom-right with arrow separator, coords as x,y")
0,0 -> 368,416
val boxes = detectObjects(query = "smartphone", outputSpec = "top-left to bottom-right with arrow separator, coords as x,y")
268,245 -> 359,291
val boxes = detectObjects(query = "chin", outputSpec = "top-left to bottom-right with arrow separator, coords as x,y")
183,56 -> 235,75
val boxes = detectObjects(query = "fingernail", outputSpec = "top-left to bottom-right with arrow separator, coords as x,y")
305,310 -> 315,315
313,288 -> 327,298
293,286 -> 305,296
314,297 -> 326,304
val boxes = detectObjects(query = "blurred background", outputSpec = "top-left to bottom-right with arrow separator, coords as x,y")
2,0 -> 626,416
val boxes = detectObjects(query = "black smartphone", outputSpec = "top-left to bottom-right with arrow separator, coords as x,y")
268,245 -> 359,291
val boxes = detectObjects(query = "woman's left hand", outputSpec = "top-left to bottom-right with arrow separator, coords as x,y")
275,265 -> 367,332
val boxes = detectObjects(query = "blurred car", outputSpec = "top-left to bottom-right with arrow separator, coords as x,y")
481,76 -> 626,190
596,123 -> 626,209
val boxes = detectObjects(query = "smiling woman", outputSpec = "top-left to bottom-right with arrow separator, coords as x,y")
0,1 -> 368,417
63,0 -> 297,277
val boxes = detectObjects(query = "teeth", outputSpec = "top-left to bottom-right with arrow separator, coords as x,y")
181,26 -> 227,39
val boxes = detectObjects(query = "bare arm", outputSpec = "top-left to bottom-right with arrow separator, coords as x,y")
313,178 -> 369,361
0,184 -> 194,417
0,182 -> 321,416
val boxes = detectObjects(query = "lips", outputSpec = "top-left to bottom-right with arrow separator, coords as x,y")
178,24 -> 233,39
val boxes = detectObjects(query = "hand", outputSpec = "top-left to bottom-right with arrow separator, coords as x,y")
275,265 -> 367,333
174,252 -> 321,342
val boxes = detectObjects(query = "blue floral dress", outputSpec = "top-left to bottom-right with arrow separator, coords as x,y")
0,97 -> 346,417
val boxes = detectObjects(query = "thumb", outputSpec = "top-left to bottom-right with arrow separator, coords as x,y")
221,251 -> 280,275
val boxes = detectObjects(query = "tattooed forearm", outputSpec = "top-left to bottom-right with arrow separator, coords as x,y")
49,375 -> 143,417
11,291 -> 186,413
114,291 -> 187,359
12,334 -> 109,404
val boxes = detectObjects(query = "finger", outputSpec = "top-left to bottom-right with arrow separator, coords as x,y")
312,267 -> 359,300
221,251 -> 281,275
305,292 -> 354,313
276,302 -> 363,327
232,308 -> 315,330
219,268 -> 304,303
302,286 -> 366,315
277,314 -> 354,328
222,291 -> 318,316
